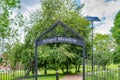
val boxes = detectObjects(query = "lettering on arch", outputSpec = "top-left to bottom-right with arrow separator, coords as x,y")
37,36 -> 84,46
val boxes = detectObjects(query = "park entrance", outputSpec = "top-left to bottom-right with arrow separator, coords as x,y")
34,21 -> 85,80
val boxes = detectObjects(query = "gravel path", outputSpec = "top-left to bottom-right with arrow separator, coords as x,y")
60,74 -> 82,80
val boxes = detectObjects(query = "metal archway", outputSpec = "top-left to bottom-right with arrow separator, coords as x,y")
34,21 -> 85,80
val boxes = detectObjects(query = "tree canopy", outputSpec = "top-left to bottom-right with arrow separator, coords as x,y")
111,11 -> 120,64
1,0 -> 92,74
0,0 -> 20,38
93,34 -> 115,69
111,11 -> 120,45
23,0 -> 91,73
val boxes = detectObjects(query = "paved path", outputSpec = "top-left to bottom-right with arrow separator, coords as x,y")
60,74 -> 82,80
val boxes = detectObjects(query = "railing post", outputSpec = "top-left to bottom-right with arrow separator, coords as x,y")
118,66 -> 120,80
82,39 -> 85,80
35,40 -> 38,80
56,70 -> 59,80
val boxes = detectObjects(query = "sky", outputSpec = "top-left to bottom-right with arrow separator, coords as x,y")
20,0 -> 120,34
81,0 -> 120,34
1,0 -> 120,54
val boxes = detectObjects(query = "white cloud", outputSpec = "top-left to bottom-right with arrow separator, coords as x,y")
9,2 -> 40,43
21,3 -> 41,18
18,0 -> 120,35
81,0 -> 120,34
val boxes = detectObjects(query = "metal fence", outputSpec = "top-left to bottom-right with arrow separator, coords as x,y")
86,68 -> 120,80
85,62 -> 120,80
0,68 -> 35,80
0,70 -> 24,80
0,66 -> 120,80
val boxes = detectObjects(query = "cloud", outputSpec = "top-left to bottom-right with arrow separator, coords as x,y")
81,0 -> 120,34
16,0 -> 120,36
18,1 -> 41,42
20,0 -> 40,18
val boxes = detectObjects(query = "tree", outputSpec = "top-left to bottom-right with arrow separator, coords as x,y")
65,44 -> 82,72
0,58 -> 2,65
111,11 -> 120,45
113,47 -> 120,64
0,0 -> 22,71
111,11 -> 120,64
37,44 -> 75,74
0,0 -> 20,38
23,0 -> 91,74
93,34 -> 115,70
6,42 -> 22,69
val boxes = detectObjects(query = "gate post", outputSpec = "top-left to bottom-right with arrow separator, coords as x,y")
56,70 -> 59,80
118,66 -> 120,80
35,40 -> 38,80
82,39 -> 85,80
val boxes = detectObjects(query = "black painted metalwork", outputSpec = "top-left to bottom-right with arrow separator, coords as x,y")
56,70 -> 59,80
35,21 -> 85,80
85,16 -> 100,22
85,16 -> 100,73
35,41 -> 38,80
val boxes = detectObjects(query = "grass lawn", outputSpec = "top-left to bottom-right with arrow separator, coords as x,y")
0,69 -> 65,80
108,64 -> 118,69
25,74 -> 64,80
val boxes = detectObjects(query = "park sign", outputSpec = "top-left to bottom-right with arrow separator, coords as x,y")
37,36 -> 83,46
35,21 -> 85,80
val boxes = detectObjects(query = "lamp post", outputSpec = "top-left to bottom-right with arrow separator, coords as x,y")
85,16 -> 100,73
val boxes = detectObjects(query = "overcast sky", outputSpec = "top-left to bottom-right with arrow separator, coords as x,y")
20,0 -> 120,34
1,0 -> 120,53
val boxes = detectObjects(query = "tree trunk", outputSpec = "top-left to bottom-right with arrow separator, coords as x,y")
61,67 -> 64,73
75,66 -> 77,72
45,69 -> 47,74
98,64 -> 100,70
44,66 -> 47,75
103,65 -> 106,70
77,64 -> 81,72
66,64 -> 69,73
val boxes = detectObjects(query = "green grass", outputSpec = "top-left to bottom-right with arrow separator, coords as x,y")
0,69 -> 65,80
24,74 -> 64,80
108,64 -> 118,69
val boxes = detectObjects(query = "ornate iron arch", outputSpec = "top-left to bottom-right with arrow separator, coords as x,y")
35,21 -> 85,80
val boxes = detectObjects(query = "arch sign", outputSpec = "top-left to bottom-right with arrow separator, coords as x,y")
37,36 -> 84,46
34,21 -> 85,80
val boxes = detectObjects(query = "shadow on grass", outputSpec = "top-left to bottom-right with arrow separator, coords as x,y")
15,71 -> 82,80
16,73 -> 64,80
